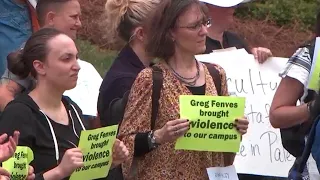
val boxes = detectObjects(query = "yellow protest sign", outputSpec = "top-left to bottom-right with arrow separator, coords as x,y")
308,48 -> 320,91
2,146 -> 34,180
175,95 -> 245,152
70,125 -> 118,180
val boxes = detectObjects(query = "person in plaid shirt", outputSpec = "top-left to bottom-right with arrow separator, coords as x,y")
270,12 -> 320,180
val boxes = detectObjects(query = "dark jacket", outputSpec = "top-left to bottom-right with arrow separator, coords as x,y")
98,45 -> 146,127
0,94 -> 88,180
97,45 -> 147,180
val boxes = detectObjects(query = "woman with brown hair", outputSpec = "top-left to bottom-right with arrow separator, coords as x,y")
118,0 -> 249,179
0,28 -> 129,180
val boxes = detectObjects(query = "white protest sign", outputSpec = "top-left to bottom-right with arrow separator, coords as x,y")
207,165 -> 239,180
64,60 -> 103,116
196,49 -> 295,177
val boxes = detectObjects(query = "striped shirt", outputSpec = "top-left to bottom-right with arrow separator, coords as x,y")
280,46 -> 320,179
280,47 -> 313,102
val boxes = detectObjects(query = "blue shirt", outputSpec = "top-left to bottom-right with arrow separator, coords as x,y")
0,0 -> 32,75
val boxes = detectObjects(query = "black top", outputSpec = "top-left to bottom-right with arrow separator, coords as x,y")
98,45 -> 148,180
205,31 -> 251,54
0,94 -> 89,180
98,45 -> 146,127
187,84 -> 206,95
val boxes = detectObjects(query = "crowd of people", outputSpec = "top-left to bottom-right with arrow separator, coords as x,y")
0,0 -> 319,179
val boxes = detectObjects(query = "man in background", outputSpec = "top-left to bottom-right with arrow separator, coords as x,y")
0,0 -> 82,111
0,0 -> 38,76
0,0 -> 39,110
201,0 -> 273,63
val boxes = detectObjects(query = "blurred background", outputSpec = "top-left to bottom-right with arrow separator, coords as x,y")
76,0 -> 319,76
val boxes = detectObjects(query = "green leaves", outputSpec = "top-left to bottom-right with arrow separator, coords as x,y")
236,0 -> 318,30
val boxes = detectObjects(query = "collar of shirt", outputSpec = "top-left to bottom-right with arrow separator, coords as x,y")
205,31 -> 231,53
99,44 -> 147,92
204,31 -> 250,54
117,44 -> 146,70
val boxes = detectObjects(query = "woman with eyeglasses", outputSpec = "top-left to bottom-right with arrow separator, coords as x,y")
117,0 -> 249,179
200,0 -> 273,63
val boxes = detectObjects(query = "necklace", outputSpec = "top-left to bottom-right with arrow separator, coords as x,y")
169,60 -> 200,87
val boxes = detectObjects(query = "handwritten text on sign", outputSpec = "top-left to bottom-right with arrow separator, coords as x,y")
207,165 -> 239,180
175,95 -> 245,152
70,125 -> 118,180
196,50 -> 294,177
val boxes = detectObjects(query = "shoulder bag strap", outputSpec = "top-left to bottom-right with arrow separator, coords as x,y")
151,66 -> 163,130
203,62 -> 222,95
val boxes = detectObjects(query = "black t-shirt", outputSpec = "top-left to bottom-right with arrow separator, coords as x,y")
205,31 -> 251,54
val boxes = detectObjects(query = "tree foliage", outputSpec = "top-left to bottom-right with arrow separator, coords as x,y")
236,0 -> 319,31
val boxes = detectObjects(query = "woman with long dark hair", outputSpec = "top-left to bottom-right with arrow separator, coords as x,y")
118,0 -> 249,179
0,28 -> 129,180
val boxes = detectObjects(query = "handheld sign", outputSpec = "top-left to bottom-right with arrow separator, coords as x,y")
207,165 -> 239,180
196,50 -> 294,177
2,146 -> 34,180
175,95 -> 245,152
70,125 -> 118,180
308,37 -> 320,91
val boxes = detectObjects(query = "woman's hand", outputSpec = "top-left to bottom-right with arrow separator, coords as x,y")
0,168 -> 10,180
251,47 -> 273,64
154,119 -> 190,144
26,165 -> 35,180
55,148 -> 84,179
0,131 -> 19,162
111,139 -> 129,168
235,117 -> 249,135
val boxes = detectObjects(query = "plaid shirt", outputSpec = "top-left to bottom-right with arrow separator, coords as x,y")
280,47 -> 312,102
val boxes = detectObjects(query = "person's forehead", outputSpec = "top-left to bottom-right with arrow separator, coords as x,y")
57,0 -> 81,14
47,35 -> 77,54
178,4 -> 204,22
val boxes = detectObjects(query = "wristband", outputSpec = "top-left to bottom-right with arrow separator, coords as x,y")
148,131 -> 160,150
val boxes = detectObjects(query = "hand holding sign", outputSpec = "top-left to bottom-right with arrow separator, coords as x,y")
2,146 -> 34,180
26,166 -> 35,180
0,168 -> 10,179
111,139 -> 129,168
235,117 -> 249,135
251,47 -> 273,64
154,119 -> 190,144
70,125 -> 118,180
56,148 -> 84,179
0,131 -> 19,162
175,95 -> 246,152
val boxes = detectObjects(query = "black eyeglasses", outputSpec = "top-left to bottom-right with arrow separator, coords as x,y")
177,18 -> 212,31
